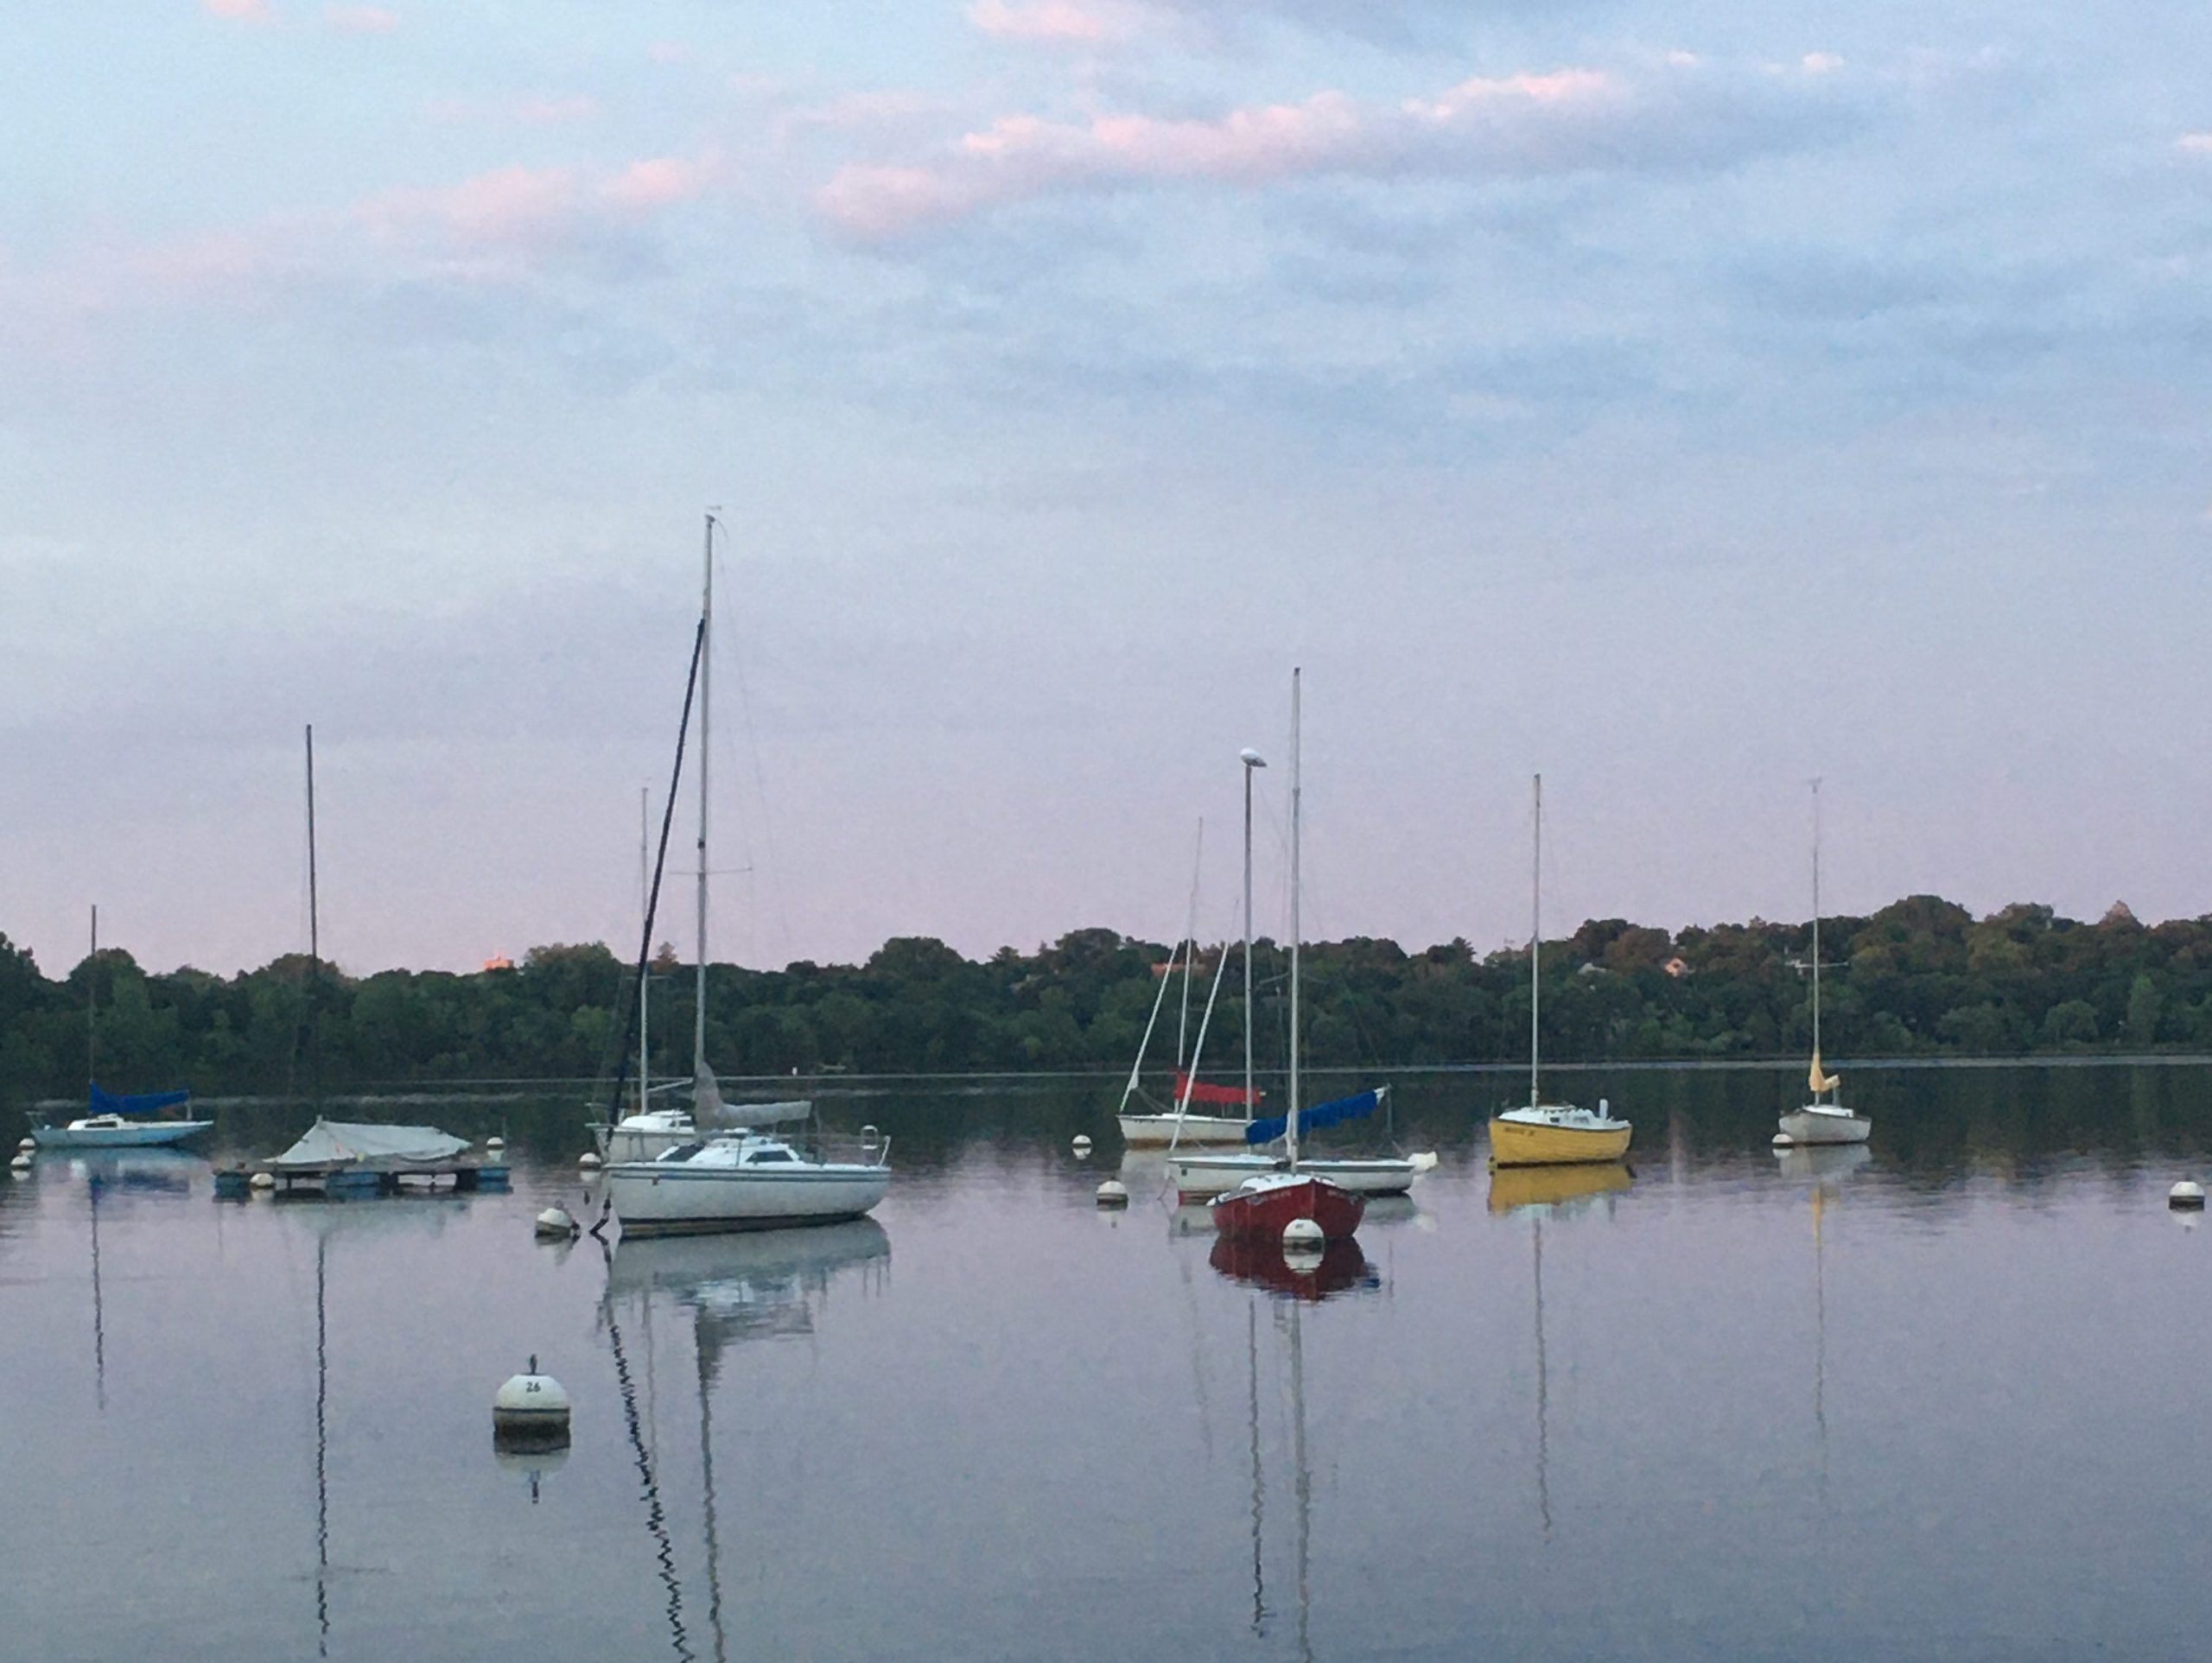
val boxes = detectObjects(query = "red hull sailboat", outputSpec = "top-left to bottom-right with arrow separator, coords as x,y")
1211,1171 -> 1364,1241
1210,668 -> 1370,1245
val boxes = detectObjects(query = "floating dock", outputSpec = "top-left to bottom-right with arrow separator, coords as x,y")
215,1156 -> 509,1199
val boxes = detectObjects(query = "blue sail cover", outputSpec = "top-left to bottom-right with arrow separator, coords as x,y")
88,1083 -> 192,1117
1243,1089 -> 1381,1146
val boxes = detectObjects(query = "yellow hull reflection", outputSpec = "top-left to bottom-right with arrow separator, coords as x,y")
1487,1116 -> 1633,1169
1488,1161 -> 1632,1214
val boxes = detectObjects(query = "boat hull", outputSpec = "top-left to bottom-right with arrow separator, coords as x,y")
1210,1174 -> 1363,1241
1777,1106 -> 1872,1146
32,1120 -> 213,1149
607,1163 -> 889,1236
1170,1152 -> 1281,1199
1299,1156 -> 1431,1196
1488,1116 -> 1633,1167
1118,1113 -> 1251,1147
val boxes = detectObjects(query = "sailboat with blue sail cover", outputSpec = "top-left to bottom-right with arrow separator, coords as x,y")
29,908 -> 211,1150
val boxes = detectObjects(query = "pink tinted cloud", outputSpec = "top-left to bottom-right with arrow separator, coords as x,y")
203,0 -> 274,21
821,70 -> 1612,238
325,4 -> 397,32
818,56 -> 1843,240
603,155 -> 719,210
349,156 -> 718,261
2179,132 -> 2212,155
966,0 -> 1131,43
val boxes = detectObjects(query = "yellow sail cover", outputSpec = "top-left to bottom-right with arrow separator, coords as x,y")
1808,1051 -> 1840,1095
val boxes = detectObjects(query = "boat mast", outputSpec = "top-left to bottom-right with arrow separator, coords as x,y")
639,785 -> 652,1115
86,903 -> 98,1084
1287,669 -> 1301,1172
1242,746 -> 1267,1117
1176,819 -> 1203,1076
307,724 -> 321,1110
1810,778 -> 1822,1098
694,513 -> 714,1088
1529,772 -> 1541,1111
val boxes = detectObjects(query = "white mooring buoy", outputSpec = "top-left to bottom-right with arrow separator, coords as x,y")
1096,1178 -> 1128,1208
535,1206 -> 578,1240
2170,1181 -> 2204,1211
249,1171 -> 276,1191
578,1152 -> 602,1171
16,1135 -> 35,1152
1771,1133 -> 1795,1147
1071,1134 -> 1093,1157
10,1152 -> 31,1173
1282,1216 -> 1325,1252
493,1355 -> 572,1446
486,1135 -> 505,1152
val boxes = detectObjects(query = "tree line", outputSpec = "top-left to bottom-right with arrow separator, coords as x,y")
3,894 -> 2209,1107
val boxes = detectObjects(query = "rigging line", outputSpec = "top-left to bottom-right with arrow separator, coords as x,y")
605,1266 -> 696,1663
604,619 -> 708,1122
711,527 -> 798,968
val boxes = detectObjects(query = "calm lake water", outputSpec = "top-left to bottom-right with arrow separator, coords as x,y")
4,1065 -> 2211,1662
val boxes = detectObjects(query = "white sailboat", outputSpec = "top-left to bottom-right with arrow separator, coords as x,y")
1489,775 -> 1633,1167
1118,815 -> 1265,1147
605,513 -> 889,1236
1777,780 -> 1870,1147
33,908 -> 212,1150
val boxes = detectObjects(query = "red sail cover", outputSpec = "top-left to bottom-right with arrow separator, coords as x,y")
1173,1070 -> 1262,1108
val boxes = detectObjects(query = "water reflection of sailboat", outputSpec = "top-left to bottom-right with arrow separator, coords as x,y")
1209,1235 -> 1377,1302
1488,1160 -> 1632,1543
1777,1139 -> 1867,1506
600,1221 -> 891,1662
1234,1285 -> 1326,1659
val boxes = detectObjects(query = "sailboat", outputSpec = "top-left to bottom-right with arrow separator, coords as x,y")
591,779 -> 798,1163
604,513 -> 890,1236
32,907 -> 211,1150
1777,781 -> 1870,1147
1117,817 -> 1264,1148
1171,729 -> 1429,1199
1489,775 -> 1632,1167
1209,670 -> 1368,1242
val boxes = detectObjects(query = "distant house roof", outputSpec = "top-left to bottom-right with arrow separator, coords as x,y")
482,955 -> 514,971
1663,956 -> 1691,978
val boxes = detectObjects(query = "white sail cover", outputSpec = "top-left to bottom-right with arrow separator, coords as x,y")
266,1118 -> 471,1170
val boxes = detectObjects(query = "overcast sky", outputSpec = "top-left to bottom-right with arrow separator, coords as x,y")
3,0 -> 2209,978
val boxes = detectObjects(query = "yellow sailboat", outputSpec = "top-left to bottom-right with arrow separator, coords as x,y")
1489,775 -> 1634,1167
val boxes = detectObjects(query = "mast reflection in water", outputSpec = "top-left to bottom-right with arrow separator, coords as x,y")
601,1221 -> 892,1662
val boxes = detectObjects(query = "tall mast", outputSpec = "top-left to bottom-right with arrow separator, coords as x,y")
694,514 -> 713,1082
86,904 -> 98,1084
1176,819 -> 1204,1074
306,725 -> 320,968
1529,773 -> 1541,1111
307,724 -> 321,1109
1241,746 -> 1267,1115
1810,778 -> 1822,1087
639,785 -> 652,1114
1287,669 -> 1301,1171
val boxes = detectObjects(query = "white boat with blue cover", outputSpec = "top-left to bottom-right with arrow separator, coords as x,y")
32,1086 -> 213,1149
